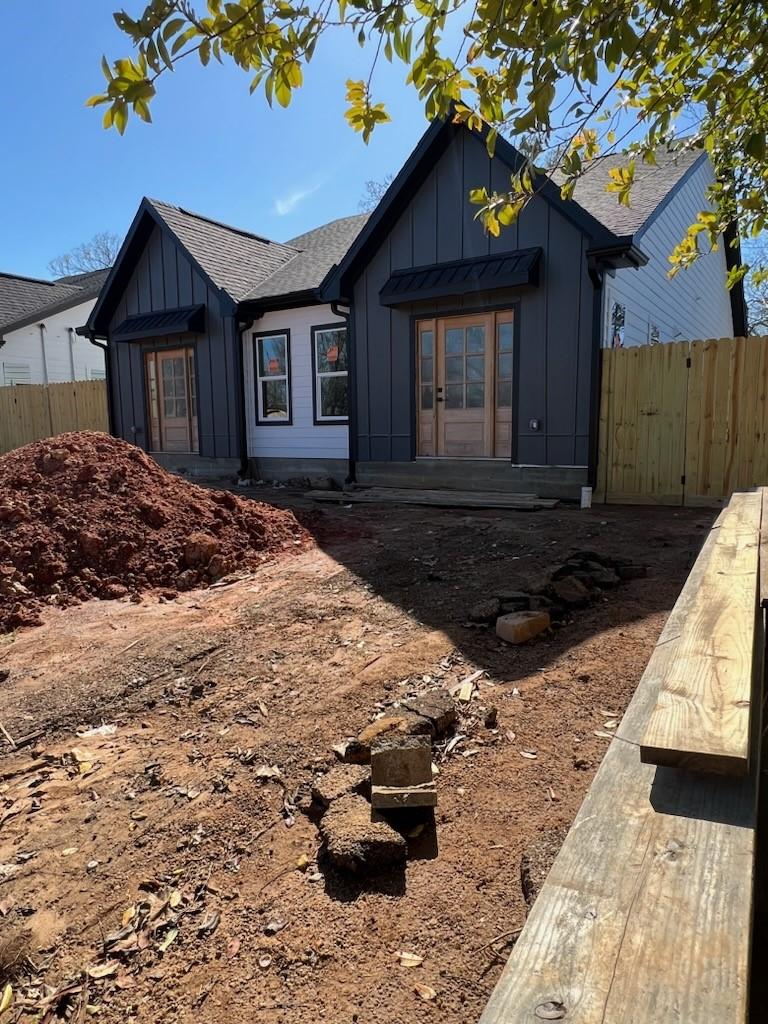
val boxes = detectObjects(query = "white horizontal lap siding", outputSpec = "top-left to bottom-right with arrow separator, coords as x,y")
604,159 -> 735,347
244,303 -> 349,460
1,298 -> 104,384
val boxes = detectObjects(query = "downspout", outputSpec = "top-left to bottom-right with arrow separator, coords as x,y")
586,259 -> 605,492
66,327 -> 76,380
85,331 -> 115,435
331,300 -> 355,485
38,323 -> 49,384
234,315 -> 255,478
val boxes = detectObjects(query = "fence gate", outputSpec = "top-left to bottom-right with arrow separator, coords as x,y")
596,336 -> 768,506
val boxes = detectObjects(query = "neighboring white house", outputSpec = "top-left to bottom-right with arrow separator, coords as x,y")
564,148 -> 744,348
0,269 -> 109,385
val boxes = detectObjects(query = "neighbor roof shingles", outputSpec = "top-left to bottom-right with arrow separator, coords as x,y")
558,145 -> 705,237
147,199 -> 299,302
243,213 -> 370,301
0,274 -> 83,330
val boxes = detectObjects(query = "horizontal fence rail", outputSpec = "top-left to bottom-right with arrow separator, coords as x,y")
597,336 -> 768,506
0,380 -> 108,455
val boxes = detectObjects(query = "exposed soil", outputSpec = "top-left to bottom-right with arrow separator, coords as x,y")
0,432 -> 307,632
0,491 -> 715,1024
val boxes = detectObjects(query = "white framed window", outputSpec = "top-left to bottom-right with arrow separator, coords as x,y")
2,362 -> 31,386
253,330 -> 291,424
311,325 -> 348,423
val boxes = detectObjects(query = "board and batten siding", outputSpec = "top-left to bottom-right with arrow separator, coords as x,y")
2,298 -> 105,386
243,304 -> 348,460
351,128 -> 596,468
107,224 -> 240,459
604,159 -> 734,347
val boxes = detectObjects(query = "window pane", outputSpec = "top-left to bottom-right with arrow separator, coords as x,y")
498,353 -> 513,379
421,385 -> 433,410
421,356 -> 433,383
497,380 -> 512,408
420,329 -> 433,358
258,336 -> 287,376
316,329 -> 348,372
498,321 -> 514,352
467,382 -> 485,408
262,379 -> 288,419
466,326 -> 485,353
445,356 -> 463,383
445,328 -> 464,354
320,375 -> 348,418
445,384 -> 464,409
466,355 -> 484,381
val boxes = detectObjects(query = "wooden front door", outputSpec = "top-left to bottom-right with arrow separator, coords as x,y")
417,311 -> 514,458
145,347 -> 199,453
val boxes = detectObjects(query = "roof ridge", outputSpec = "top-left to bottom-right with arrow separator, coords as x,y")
0,271 -> 64,287
146,197 -> 299,251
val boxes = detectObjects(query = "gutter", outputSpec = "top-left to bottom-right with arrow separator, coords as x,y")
586,257 -> 607,492
234,314 -> 256,478
330,300 -> 355,485
83,329 -> 115,435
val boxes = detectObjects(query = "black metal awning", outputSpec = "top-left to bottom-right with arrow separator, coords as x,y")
379,248 -> 541,307
112,303 -> 206,341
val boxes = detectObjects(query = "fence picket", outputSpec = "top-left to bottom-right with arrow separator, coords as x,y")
0,380 -> 108,455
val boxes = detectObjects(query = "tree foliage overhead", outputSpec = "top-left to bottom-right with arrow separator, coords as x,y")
90,0 -> 768,280
48,231 -> 121,278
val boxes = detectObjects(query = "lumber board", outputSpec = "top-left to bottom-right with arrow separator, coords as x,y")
639,490 -> 760,775
307,487 -> 558,510
479,518 -> 758,1024
760,487 -> 768,609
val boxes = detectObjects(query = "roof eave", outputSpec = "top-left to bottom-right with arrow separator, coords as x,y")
587,238 -> 649,270
0,286 -> 102,335
237,288 -> 323,316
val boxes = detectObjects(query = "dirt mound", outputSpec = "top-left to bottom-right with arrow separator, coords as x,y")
0,431 -> 308,632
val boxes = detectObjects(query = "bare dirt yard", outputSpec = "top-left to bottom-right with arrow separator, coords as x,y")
0,492 -> 715,1024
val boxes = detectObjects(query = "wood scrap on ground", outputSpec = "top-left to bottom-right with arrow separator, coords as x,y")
307,487 -> 558,510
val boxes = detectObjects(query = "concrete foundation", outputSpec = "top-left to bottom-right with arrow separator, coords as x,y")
247,457 -> 349,487
151,453 -> 241,481
354,460 -> 588,500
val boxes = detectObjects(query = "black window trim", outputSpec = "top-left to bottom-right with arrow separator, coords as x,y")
252,327 -> 293,426
310,322 -> 349,426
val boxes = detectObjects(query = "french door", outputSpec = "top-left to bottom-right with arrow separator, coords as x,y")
145,347 -> 199,453
416,310 -> 514,458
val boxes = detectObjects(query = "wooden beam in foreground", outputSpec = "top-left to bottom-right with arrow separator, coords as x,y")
307,487 -> 558,510
639,491 -> 761,776
479,518 -> 759,1024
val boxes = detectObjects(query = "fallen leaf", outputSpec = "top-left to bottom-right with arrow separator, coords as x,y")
169,890 -> 182,909
594,730 -> 614,740
547,786 -> 559,802
258,956 -> 272,969
121,905 -> 136,926
0,983 -> 12,1014
157,928 -> 178,953
414,982 -> 436,1001
603,720 -> 618,730
519,750 -> 538,760
296,854 -> 310,872
61,847 -> 78,857
77,725 -> 117,739
396,951 -> 424,968
198,911 -> 220,937
87,962 -> 119,980
264,919 -> 286,936
407,822 -> 425,839
255,765 -> 282,782
0,865 -> 17,882
227,937 -> 241,959
505,730 -> 517,743
0,898 -> 14,916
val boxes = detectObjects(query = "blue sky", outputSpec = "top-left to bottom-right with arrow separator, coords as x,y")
0,1 -> 437,279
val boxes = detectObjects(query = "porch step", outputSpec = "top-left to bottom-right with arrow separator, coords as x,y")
306,487 -> 558,510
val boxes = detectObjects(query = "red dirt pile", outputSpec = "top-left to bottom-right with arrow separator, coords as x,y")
0,431 -> 308,632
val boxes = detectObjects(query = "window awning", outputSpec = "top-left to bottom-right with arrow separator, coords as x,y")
379,248 -> 541,307
112,304 -> 206,341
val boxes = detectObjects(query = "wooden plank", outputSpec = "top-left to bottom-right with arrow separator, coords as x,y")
479,517 -> 758,1024
307,488 -> 558,510
640,490 -> 760,775
760,487 -> 768,610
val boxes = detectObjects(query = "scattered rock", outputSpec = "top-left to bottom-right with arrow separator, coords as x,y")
184,532 -> 220,568
331,739 -> 369,765
0,668 -> 9,684
550,576 -> 590,607
468,598 -> 501,623
483,706 -> 498,729
496,610 -> 551,644
312,764 -> 370,807
319,794 -> 407,872
401,688 -> 457,737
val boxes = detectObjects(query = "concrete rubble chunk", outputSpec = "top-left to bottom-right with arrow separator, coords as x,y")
319,793 -> 407,872
312,763 -> 370,808
468,598 -> 501,623
356,713 -> 433,762
331,739 -> 369,765
401,688 -> 457,737
496,610 -> 551,644
550,576 -> 591,607
371,734 -> 436,810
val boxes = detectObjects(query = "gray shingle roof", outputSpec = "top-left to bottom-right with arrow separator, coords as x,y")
243,213 -> 370,301
147,199 -> 299,303
0,267 -> 110,333
557,145 -> 705,237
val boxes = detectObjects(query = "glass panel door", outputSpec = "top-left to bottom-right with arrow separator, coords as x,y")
145,347 -> 198,453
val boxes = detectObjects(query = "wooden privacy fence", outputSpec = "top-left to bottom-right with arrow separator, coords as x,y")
0,380 -> 108,455
596,335 -> 768,505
